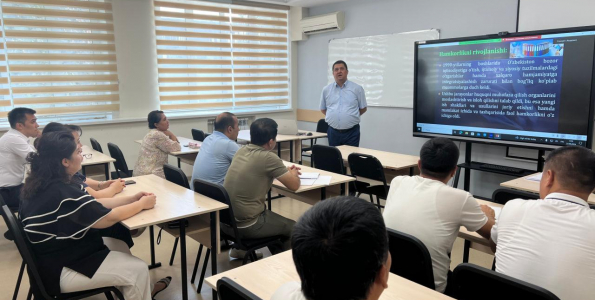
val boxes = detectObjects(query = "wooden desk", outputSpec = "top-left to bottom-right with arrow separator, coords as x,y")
118,174 -> 228,300
269,161 -> 356,207
135,136 -> 202,167
205,251 -> 453,300
81,145 -> 115,180
336,145 -> 420,180
501,173 -> 595,204
238,130 -> 327,163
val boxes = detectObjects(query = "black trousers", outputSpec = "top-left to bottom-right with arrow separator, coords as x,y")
0,184 -> 23,209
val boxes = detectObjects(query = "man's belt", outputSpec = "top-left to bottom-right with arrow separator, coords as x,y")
330,124 -> 358,133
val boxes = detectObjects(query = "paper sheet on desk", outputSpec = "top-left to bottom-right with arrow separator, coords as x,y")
299,172 -> 320,179
300,176 -> 332,186
300,178 -> 316,186
525,173 -> 542,182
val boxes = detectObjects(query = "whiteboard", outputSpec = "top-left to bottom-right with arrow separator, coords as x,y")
328,29 -> 439,108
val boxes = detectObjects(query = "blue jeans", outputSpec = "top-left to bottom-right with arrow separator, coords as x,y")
328,124 -> 360,147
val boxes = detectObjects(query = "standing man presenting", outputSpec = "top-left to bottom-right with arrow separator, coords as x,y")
320,60 -> 367,147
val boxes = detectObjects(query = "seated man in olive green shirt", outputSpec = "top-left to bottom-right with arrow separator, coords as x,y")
223,118 -> 301,254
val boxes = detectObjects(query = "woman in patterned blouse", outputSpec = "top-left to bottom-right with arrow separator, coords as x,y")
134,110 -> 181,178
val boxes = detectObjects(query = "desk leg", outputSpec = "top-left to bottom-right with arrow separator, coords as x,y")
178,157 -> 182,168
289,141 -> 293,163
148,226 -> 162,269
409,167 -> 414,176
180,218 -> 188,300
277,142 -> 281,158
321,187 -> 326,200
104,163 -> 109,180
81,166 -> 87,176
210,212 -> 218,300
463,239 -> 470,263
267,190 -> 272,211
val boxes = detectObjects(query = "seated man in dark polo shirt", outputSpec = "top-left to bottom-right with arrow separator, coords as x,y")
223,118 -> 301,255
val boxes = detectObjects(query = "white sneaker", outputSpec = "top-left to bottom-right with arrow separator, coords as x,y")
229,248 -> 263,260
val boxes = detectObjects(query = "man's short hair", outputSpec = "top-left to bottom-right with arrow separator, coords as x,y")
41,122 -> 67,134
332,60 -> 348,71
41,122 -> 82,136
147,110 -> 164,129
419,137 -> 459,180
544,146 -> 595,194
292,196 -> 389,300
250,118 -> 277,145
8,107 -> 36,129
65,124 -> 82,137
214,112 -> 236,133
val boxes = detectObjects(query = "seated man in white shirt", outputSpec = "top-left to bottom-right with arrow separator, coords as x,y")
271,197 -> 391,300
382,137 -> 495,295
489,146 -> 595,300
0,107 -> 39,209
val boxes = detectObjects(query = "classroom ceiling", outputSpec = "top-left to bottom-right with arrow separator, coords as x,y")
246,0 -> 347,7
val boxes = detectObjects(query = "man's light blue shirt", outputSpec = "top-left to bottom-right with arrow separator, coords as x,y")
319,80 -> 367,130
191,131 -> 240,186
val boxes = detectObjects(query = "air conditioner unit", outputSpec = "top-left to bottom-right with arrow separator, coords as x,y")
300,11 -> 344,35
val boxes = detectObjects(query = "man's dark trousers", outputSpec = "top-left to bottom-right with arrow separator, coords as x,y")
328,124 -> 360,147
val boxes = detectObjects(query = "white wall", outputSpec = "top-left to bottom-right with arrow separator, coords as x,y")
112,0 -> 160,118
519,0 -> 595,31
296,0 -> 529,198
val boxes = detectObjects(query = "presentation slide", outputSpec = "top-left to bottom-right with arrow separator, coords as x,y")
415,30 -> 595,147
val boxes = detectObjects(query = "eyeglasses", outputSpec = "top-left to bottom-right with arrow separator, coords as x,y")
83,153 -> 93,159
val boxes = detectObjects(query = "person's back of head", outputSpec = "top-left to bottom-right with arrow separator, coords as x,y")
542,146 -> 595,195
41,122 -> 67,134
22,131 -> 78,202
419,137 -> 459,181
250,118 -> 277,146
292,196 -> 390,300
214,112 -> 236,133
7,107 -> 36,129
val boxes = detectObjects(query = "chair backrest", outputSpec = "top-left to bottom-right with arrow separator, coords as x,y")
192,129 -> 206,142
491,188 -> 539,205
163,163 -> 189,189
387,228 -> 435,289
316,119 -> 329,133
107,142 -> 132,178
348,153 -> 387,186
452,263 -> 560,300
312,144 -> 345,175
90,137 -> 103,153
217,277 -> 262,300
0,203 -> 53,299
192,179 -> 245,244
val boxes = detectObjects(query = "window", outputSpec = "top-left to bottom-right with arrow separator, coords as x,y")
154,0 -> 290,115
0,0 -> 119,123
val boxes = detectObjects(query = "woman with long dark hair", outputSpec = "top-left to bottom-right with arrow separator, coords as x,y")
134,110 -> 181,178
20,131 -> 170,299
38,122 -> 126,199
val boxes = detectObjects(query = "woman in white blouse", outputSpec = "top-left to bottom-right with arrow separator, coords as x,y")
134,110 -> 181,178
